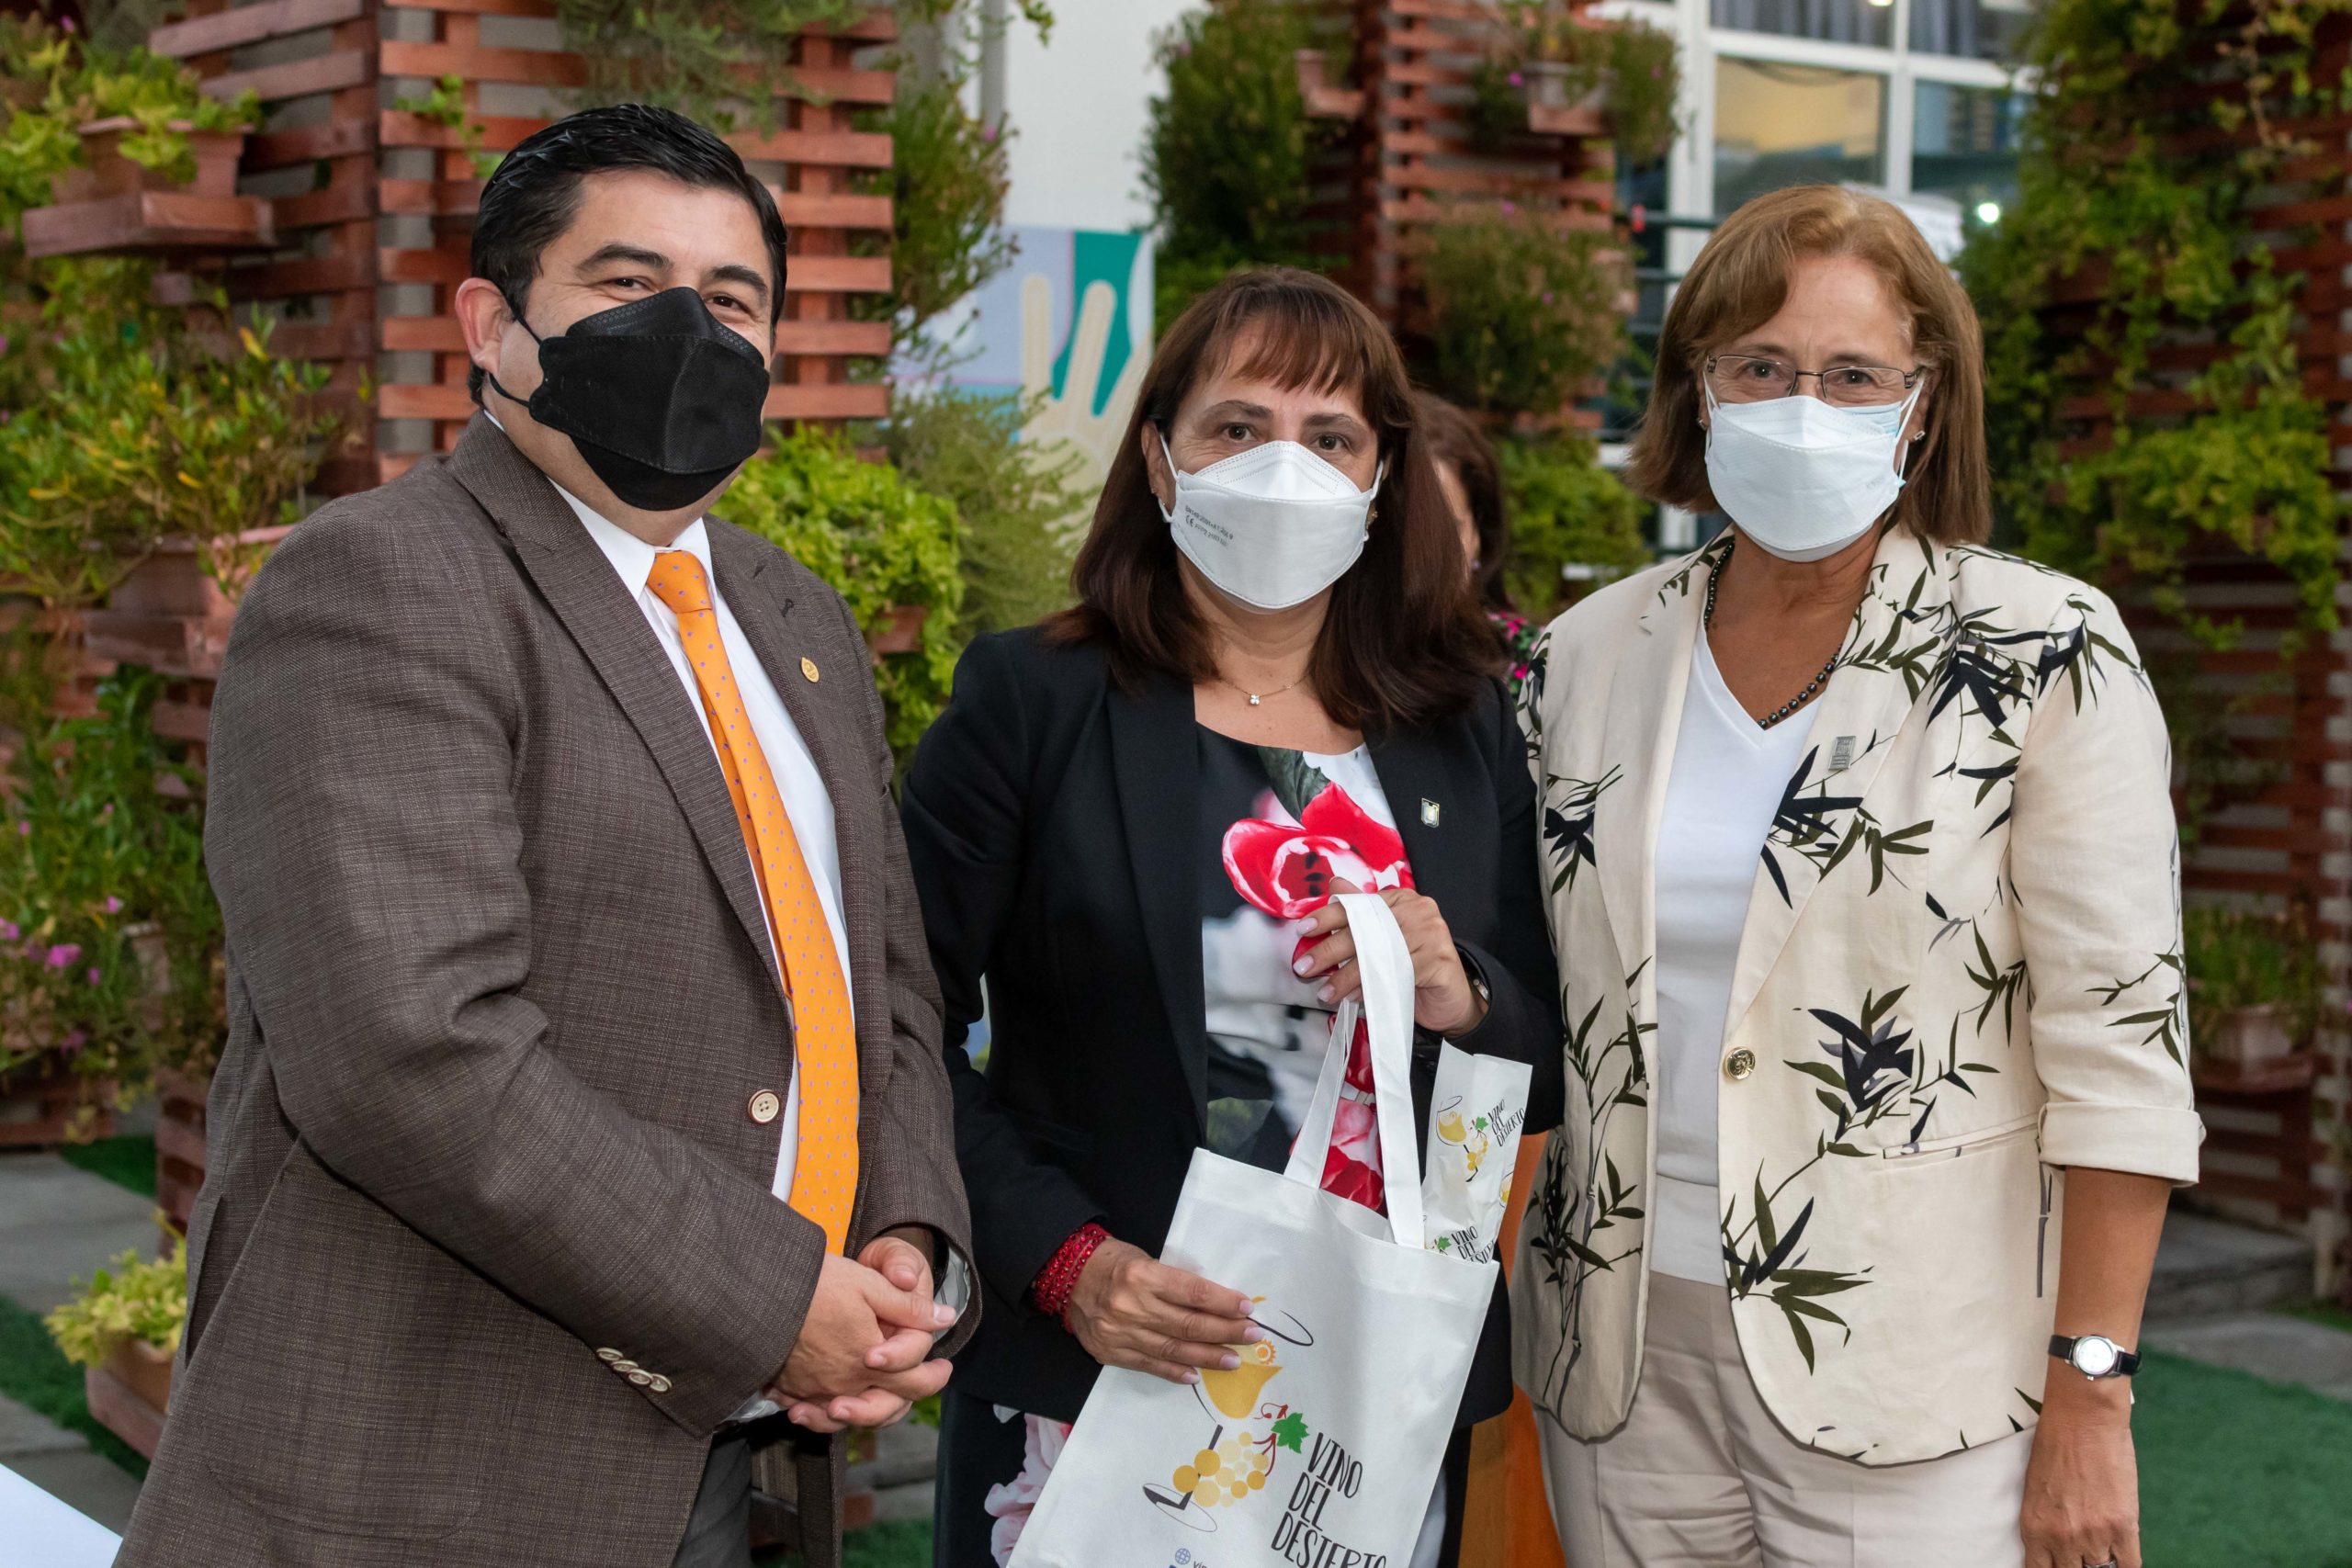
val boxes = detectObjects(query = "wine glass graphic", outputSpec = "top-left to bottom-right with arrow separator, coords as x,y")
1142,1303 -> 1314,1529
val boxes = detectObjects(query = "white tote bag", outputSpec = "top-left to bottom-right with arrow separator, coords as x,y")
1011,894 -> 1498,1568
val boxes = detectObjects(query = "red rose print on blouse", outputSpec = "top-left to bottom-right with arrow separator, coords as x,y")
1220,782 -> 1415,1214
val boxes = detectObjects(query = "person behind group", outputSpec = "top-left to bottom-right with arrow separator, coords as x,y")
1413,390 -> 1540,694
900,266 -> 1562,1568
114,105 -> 974,1568
1514,182 -> 2200,1568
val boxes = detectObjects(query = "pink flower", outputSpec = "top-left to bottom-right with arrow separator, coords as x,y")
45,944 -> 80,969
86,967 -> 102,987
102,897 -> 121,914
98,803 -> 112,819
13,821 -> 26,837
980,121 -> 998,141
983,1415 -> 1073,1565
1508,70 -> 1524,86
59,13 -> 74,30
0,922 -> 16,942
1221,783 -> 1413,921
61,1029 -> 87,1055
1500,199 -> 1517,215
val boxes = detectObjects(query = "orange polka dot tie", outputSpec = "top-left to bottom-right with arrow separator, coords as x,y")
647,550 -> 859,1254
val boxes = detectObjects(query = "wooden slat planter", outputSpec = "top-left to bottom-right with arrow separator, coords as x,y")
155,1066 -> 211,1240
124,0 -> 898,491
0,1058 -> 117,1150
23,121 -> 273,258
85,1339 -> 172,1461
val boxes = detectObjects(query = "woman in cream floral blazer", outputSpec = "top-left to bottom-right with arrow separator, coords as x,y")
1514,185 -> 2202,1568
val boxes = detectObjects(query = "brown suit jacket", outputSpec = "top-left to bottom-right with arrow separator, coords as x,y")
117,416 -> 975,1568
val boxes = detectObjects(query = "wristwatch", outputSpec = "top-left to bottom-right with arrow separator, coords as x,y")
2050,1333 -> 2141,1380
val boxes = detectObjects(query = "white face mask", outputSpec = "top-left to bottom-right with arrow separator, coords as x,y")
1158,434 -> 1382,611
1702,381 -> 1924,561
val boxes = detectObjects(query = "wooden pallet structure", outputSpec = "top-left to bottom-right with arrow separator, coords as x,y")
1298,0 -> 1621,433
2026,16 -> 2352,1272
132,0 -> 898,495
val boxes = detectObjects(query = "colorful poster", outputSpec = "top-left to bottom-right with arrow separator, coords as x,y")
916,226 -> 1154,516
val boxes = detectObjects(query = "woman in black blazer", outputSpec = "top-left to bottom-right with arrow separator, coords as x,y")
902,268 -> 1562,1568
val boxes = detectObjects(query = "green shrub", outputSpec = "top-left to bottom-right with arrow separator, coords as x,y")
724,429 -> 964,765
44,1246 -> 185,1368
880,387 -> 1084,639
1142,0 -> 1340,328
0,671 -> 209,1102
1418,210 -> 1627,422
0,258 -> 340,610
1496,436 -> 1650,619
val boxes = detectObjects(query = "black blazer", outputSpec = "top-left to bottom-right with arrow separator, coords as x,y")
901,626 -> 1563,1427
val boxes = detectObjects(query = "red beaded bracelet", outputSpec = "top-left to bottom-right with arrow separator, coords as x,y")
1033,1222 -> 1111,1330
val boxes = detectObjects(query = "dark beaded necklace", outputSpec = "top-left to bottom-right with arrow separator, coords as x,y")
1703,541 -> 1839,731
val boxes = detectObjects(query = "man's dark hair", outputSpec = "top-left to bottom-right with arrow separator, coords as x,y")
468,103 -> 790,401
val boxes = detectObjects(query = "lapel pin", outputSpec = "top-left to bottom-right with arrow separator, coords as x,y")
1830,735 -> 1855,771
1420,798 -> 1442,827
799,657 -> 820,683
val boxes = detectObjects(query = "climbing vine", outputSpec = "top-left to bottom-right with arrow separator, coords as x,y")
1962,0 -> 2346,646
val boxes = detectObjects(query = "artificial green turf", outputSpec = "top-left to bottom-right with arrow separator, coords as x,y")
2135,1348 -> 2352,1567
0,1293 -> 149,1479
54,1132 -> 157,1200
2281,1298 -> 2352,1337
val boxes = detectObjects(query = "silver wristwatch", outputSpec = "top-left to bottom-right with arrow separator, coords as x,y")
2049,1333 -> 2141,1380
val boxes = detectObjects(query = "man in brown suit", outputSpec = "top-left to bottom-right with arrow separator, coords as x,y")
116,105 -> 973,1568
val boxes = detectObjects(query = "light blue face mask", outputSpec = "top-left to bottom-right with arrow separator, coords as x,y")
1702,381 -> 1925,561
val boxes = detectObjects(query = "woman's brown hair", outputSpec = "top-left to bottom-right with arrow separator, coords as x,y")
1413,391 -> 1512,612
1623,184 -> 1993,545
1047,267 -> 1498,733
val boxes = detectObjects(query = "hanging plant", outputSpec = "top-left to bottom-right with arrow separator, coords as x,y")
1958,0 -> 2349,840
1467,4 -> 1679,166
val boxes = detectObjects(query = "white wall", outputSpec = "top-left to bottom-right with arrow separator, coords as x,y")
992,0 -> 1197,231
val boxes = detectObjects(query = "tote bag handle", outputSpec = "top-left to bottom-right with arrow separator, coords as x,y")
1280,891 -> 1428,1252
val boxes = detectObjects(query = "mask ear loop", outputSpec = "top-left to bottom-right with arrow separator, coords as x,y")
1155,428 -> 1182,525
482,290 -> 546,412
1890,378 -> 1928,484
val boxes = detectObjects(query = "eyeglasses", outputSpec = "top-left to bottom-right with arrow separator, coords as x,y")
1704,355 -> 1928,407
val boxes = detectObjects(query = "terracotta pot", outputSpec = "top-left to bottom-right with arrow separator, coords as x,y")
103,1335 -> 175,1415
2207,1002 -> 2297,1066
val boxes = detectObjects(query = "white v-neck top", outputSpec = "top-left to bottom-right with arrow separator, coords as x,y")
1649,626 -> 1819,1284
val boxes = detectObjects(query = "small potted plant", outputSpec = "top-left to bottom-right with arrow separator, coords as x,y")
2184,905 -> 2319,1083
1468,4 -> 1679,161
46,1243 -> 185,1457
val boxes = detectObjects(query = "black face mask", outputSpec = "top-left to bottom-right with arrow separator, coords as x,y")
487,285 -> 771,512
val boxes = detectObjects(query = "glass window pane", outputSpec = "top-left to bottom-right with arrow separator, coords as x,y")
1910,0 -> 2031,59
1713,0 -> 1892,49
1713,60 -> 1886,216
1911,82 -> 2025,234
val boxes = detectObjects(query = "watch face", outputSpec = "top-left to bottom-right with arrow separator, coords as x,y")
2074,1337 -> 2120,1377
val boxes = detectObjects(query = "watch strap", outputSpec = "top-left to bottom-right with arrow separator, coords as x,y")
2049,1334 -> 2141,1378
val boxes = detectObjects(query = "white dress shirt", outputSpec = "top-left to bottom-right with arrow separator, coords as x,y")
1650,625 -> 1817,1283
556,485 -> 854,1207
534,459 -> 967,1413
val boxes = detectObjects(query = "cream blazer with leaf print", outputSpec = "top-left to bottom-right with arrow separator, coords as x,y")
1510,525 -> 2203,1466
